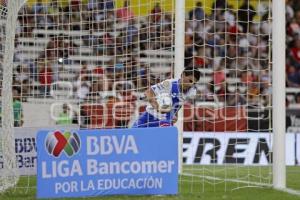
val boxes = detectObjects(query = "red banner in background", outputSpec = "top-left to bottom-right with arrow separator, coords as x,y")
183,104 -> 247,132
80,102 -> 247,131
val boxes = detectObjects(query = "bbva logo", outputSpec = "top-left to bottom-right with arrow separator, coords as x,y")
45,131 -> 81,157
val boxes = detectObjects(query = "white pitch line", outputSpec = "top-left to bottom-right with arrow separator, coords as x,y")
181,173 -> 300,196
181,172 -> 272,187
280,188 -> 300,196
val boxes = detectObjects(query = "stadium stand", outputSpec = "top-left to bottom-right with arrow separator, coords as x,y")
6,0 -> 300,130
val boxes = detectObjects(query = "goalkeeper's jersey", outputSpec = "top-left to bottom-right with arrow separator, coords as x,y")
147,78 -> 183,121
132,78 -> 196,128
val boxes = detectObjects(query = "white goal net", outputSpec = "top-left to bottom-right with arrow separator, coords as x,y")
0,0 -> 27,193
0,0 -> 295,198
180,0 -> 274,193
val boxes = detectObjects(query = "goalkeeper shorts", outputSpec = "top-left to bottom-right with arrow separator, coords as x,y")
131,112 -> 171,128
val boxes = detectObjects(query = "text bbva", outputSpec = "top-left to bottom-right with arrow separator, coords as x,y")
87,135 -> 139,155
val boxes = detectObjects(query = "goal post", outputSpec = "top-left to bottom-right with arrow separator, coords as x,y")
272,0 -> 286,190
174,0 -> 185,174
0,0 -> 26,192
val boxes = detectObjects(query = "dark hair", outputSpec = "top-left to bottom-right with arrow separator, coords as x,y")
182,67 -> 201,82
16,65 -> 21,73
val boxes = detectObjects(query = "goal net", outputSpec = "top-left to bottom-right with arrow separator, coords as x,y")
0,0 -> 294,198
0,0 -> 27,193
180,0 -> 274,193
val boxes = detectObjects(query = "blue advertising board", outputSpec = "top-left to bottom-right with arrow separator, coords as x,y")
37,127 -> 178,198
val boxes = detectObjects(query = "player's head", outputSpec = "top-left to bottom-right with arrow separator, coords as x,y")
180,67 -> 201,91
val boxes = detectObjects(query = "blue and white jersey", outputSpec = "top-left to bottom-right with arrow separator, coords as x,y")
146,78 -> 195,121
131,78 -> 197,128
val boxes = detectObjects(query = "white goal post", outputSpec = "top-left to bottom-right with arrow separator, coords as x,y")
272,0 -> 286,189
0,0 -> 27,192
174,0 -> 185,175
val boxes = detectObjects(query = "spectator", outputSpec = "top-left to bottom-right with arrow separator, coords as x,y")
116,0 -> 134,21
213,66 -> 225,85
18,5 -> 35,37
241,71 -> 254,83
139,23 -> 150,50
62,0 -> 82,30
212,0 -> 228,13
160,27 -> 173,49
124,19 -> 138,50
56,103 -> 76,125
290,0 -> 300,12
106,65 -> 125,90
14,65 -> 31,101
104,0 -> 114,10
76,75 -> 91,100
14,65 -> 29,84
287,65 -> 300,87
79,62 -> 91,79
48,0 -> 63,13
189,2 -> 204,21
38,62 -> 53,96
32,0 -> 44,14
295,93 -> 300,104
226,87 -> 246,106
89,78 -> 105,97
238,0 -> 256,33
12,88 -> 23,127
224,5 -> 235,26
88,0 -> 114,11
150,3 -> 162,24
79,103 -> 90,128
36,7 -> 55,29
286,0 -> 295,21
194,47 -> 206,68
290,39 -> 300,68
0,88 -> 23,127
288,18 -> 300,37
88,0 -> 99,10
215,83 -> 227,102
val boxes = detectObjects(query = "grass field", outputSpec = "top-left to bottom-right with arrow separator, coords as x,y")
1,166 -> 300,200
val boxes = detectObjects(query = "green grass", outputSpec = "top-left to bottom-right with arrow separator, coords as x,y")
1,166 -> 300,200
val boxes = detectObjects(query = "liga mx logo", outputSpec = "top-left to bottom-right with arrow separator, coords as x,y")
45,130 -> 81,157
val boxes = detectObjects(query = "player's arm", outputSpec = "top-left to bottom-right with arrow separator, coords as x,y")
145,87 -> 172,113
145,88 -> 159,110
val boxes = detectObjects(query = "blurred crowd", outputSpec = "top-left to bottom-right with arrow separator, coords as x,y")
12,0 -> 174,102
287,0 -> 300,105
0,0 -> 298,127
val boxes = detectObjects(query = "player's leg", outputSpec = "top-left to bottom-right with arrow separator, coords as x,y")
131,112 -> 172,128
131,112 -> 157,128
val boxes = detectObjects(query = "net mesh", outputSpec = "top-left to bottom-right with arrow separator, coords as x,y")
0,0 -> 29,193
2,0 -> 176,195
0,0 -> 290,197
13,0 -> 175,129
181,0 -> 273,193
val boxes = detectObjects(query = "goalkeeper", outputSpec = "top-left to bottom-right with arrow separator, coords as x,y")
132,67 -> 200,128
